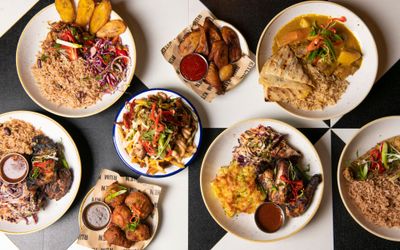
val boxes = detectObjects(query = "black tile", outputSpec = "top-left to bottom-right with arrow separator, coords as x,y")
189,128 -> 226,250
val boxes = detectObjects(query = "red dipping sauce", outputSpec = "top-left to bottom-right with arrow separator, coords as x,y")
180,53 -> 208,81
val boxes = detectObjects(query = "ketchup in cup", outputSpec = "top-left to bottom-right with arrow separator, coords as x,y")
180,53 -> 208,81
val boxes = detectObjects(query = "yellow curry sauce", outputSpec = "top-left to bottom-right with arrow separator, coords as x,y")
273,14 -> 362,78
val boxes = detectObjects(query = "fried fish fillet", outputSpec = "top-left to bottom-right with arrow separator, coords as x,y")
259,45 -> 314,102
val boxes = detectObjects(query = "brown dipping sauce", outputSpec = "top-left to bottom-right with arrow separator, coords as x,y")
0,153 -> 28,184
82,202 -> 111,231
255,202 -> 284,233
180,53 -> 208,81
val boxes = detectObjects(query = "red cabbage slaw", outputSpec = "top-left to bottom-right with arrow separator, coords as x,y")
82,38 -> 130,93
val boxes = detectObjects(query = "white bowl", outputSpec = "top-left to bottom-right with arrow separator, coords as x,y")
256,1 -> 378,120
0,111 -> 81,234
113,89 -> 202,178
200,118 -> 324,242
16,1 -> 136,118
338,116 -> 400,241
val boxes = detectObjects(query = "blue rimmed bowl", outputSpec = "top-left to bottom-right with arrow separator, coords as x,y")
113,88 -> 202,178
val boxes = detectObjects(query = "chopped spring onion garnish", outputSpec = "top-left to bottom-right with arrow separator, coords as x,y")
55,39 -> 82,48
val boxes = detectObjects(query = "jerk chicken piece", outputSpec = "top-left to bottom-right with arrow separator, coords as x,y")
257,169 -> 275,200
44,167 -> 72,200
270,160 -> 289,204
269,135 -> 301,160
104,225 -> 132,248
285,174 -> 322,217
28,135 -> 59,189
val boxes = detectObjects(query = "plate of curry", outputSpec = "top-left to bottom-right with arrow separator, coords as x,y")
256,1 -> 378,120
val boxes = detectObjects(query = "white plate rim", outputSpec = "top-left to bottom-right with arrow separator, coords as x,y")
255,0 -> 378,120
15,3 -> 137,118
0,110 -> 82,234
112,88 -> 203,178
337,115 -> 400,242
200,118 -> 324,242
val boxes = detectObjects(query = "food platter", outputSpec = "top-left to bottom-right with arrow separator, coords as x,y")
161,11 -> 254,102
338,116 -> 400,241
200,118 -> 323,242
16,1 -> 136,118
78,182 -> 159,249
0,111 -> 81,234
113,88 -> 202,178
256,1 -> 378,120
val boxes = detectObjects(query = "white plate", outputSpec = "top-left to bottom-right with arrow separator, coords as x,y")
338,116 -> 400,241
78,188 -> 158,249
113,89 -> 202,178
256,1 -> 378,120
16,1 -> 136,118
200,118 -> 324,242
0,111 -> 81,234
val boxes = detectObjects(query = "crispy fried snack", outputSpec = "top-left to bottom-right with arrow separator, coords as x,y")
55,0 -> 75,23
96,20 -> 127,38
125,191 -> 154,220
104,225 -> 132,248
75,0 -> 95,27
89,0 -> 112,34
104,182 -> 128,208
204,17 -> 221,44
221,26 -> 242,63
219,64 -> 234,82
125,224 -> 151,241
208,40 -> 229,69
111,205 -> 132,229
178,30 -> 201,57
195,25 -> 209,56
205,62 -> 224,94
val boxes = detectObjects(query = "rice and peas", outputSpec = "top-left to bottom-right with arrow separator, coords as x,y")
32,22 -> 130,108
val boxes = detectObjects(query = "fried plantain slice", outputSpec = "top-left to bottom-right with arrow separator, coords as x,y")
221,26 -> 242,62
208,40 -> 229,69
89,0 -> 112,34
178,30 -> 201,57
75,0 -> 95,27
205,62 -> 224,94
96,20 -> 127,38
195,25 -> 209,56
204,17 -> 222,44
55,0 -> 75,23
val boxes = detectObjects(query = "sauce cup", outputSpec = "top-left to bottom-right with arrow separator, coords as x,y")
0,153 -> 29,184
179,53 -> 209,82
82,201 -> 112,231
254,202 -> 285,233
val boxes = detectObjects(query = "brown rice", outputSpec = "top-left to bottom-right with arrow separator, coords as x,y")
32,52 -> 103,109
347,175 -> 400,227
0,119 -> 42,158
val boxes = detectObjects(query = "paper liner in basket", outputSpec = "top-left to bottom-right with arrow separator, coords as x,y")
77,169 -> 162,250
161,10 -> 255,102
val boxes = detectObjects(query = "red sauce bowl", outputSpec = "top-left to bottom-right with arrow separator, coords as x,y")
179,53 -> 208,81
